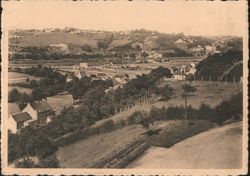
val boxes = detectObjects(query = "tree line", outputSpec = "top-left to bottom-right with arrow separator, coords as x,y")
195,51 -> 243,82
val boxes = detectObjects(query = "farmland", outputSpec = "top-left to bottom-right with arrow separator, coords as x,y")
12,32 -> 98,48
8,72 -> 41,84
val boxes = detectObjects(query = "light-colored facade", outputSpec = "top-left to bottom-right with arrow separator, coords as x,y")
8,101 -> 55,133
80,63 -> 88,69
172,74 -> 187,81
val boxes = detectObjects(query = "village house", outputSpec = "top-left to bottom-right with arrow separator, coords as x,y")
147,51 -> 163,59
204,45 -> 217,55
185,63 -> 197,75
179,65 -> 187,74
172,73 -> 187,81
8,101 -> 55,133
80,62 -> 88,69
169,67 -> 179,74
66,73 -> 75,82
97,72 -> 108,80
75,70 -> 86,79
190,45 -> 205,56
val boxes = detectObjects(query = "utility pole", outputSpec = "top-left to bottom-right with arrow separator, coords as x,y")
184,88 -> 187,120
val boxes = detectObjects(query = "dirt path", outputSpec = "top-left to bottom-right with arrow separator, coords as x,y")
127,121 -> 242,169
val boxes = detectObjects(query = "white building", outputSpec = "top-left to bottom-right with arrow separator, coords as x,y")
172,74 -> 187,81
79,63 -> 88,69
75,71 -> 86,79
9,101 -> 55,133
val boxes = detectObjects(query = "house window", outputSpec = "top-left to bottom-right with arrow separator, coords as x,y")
17,122 -> 24,130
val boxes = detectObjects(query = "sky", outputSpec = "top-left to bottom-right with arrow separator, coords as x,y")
3,1 -> 247,36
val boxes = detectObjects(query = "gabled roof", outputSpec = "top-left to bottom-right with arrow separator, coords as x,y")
30,101 -> 53,113
75,71 -> 86,77
12,112 -> 32,123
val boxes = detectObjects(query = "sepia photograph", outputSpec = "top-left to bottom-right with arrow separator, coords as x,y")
1,1 -> 248,175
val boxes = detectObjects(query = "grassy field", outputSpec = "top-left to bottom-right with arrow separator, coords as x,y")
8,86 -> 32,94
8,72 -> 41,84
56,119 -> 213,168
15,32 -> 98,47
47,94 -> 74,115
93,81 -> 242,127
155,80 -> 242,108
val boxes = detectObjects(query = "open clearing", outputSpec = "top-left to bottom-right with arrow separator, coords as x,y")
15,32 -> 98,48
8,72 -> 41,84
56,120 -> 213,168
128,121 -> 242,169
47,94 -> 74,115
156,80 -> 242,108
8,86 -> 32,94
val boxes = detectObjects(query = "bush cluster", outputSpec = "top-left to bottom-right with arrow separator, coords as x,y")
8,127 -> 57,163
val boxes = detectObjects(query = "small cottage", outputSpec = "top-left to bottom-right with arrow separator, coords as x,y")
9,101 -> 55,133
75,71 -> 86,79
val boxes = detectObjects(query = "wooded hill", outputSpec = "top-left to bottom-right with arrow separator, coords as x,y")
195,51 -> 243,81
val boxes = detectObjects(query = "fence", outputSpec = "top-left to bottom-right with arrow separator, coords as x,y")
113,76 -> 167,114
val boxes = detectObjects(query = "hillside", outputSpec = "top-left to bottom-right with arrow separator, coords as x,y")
128,122 -> 242,169
9,28 -> 243,60
11,32 -> 98,48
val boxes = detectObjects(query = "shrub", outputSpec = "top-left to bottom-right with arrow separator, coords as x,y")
15,158 -> 36,168
8,88 -> 20,102
198,103 -> 217,121
186,105 -> 200,119
148,106 -> 168,121
8,127 -> 58,162
115,119 -> 127,129
30,80 -> 38,87
36,155 -> 59,168
98,120 -> 116,133
215,92 -> 243,124
127,111 -> 147,125
166,106 -> 185,119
